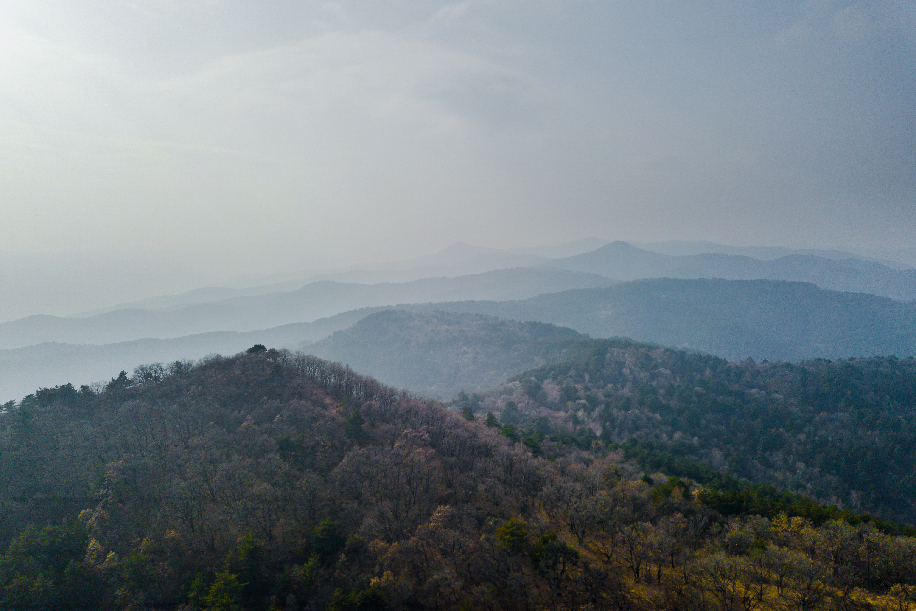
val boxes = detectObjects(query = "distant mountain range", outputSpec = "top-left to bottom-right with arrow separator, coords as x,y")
413,278 -> 916,362
6,240 -> 913,353
3,238 -> 915,403
3,277 -> 914,403
0,267 -> 612,350
547,241 -> 916,300
288,280 -> 915,397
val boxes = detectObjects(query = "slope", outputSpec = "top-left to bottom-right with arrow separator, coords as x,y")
2,350 -> 916,610
0,307 -> 395,403
474,338 -> 916,524
307,310 -> 585,399
411,278 -> 916,361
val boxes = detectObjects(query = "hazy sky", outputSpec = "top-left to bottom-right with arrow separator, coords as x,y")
2,0 -> 915,274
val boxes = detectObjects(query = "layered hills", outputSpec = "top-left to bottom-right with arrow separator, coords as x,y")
2,239 -> 915,403
307,310 -> 585,399
548,241 -> 916,300
3,277 -> 915,402
3,238 -> 916,609
3,349 -> 916,610
476,339 -> 916,524
297,310 -> 916,521
421,278 -> 916,361
0,267 -> 612,350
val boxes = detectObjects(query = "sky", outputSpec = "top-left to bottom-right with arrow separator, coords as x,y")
1,0 -> 915,314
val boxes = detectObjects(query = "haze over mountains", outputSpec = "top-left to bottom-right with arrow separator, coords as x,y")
294,282 -> 916,398
550,241 -> 916,300
0,267 -> 611,350
307,310 -> 586,400
2,239 -> 915,403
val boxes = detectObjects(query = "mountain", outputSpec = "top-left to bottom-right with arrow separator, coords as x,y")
398,278 -> 916,361
0,248 -> 233,323
302,306 -> 916,522
3,349 -> 916,610
293,307 -> 916,522
307,310 -> 585,399
548,241 -> 916,300
0,307 -> 382,403
635,239 -> 872,262
476,338 -> 916,524
0,267 -> 613,350
75,283 -> 300,317
5,277 -> 913,402
507,237 -> 610,259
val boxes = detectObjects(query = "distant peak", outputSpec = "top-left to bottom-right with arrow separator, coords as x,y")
597,241 -> 645,252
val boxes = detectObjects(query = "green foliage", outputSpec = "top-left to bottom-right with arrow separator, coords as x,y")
500,424 -> 520,443
327,586 -> 387,611
559,383 -> 578,404
651,476 -> 691,502
520,377 -> 545,402
500,401 -> 520,426
530,532 -> 578,574
187,572 -> 209,608
105,370 -> 132,395
122,547 -> 154,593
344,410 -> 368,443
548,426 -> 599,451
3,348 -> 916,611
625,439 -> 916,536
311,519 -> 346,566
204,570 -> 246,611
508,340 -> 916,525
224,534 -> 268,608
496,518 -> 529,553
521,430 -> 542,456
34,383 -> 79,408
0,522 -> 92,609
622,439 -> 723,485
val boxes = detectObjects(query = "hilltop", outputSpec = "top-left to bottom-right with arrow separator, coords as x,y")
307,310 -> 585,399
3,349 -> 916,609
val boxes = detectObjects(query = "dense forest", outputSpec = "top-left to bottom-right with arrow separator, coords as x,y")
2,347 -> 916,610
475,340 -> 916,525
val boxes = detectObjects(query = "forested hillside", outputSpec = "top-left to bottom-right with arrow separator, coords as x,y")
474,340 -> 916,524
420,278 -> 916,361
307,310 -> 585,399
3,349 -> 916,610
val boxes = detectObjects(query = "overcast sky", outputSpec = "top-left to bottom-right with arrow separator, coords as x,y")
2,1 -> 914,279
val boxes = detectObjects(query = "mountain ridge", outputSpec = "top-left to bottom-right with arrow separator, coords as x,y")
0,267 -> 613,350
547,242 -> 916,300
